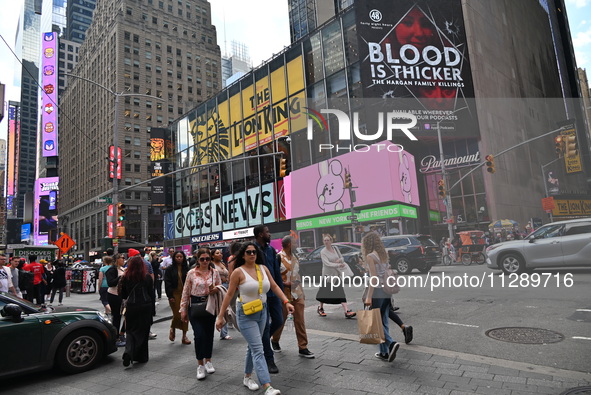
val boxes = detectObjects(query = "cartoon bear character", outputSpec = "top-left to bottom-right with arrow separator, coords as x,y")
44,47 -> 54,58
44,84 -> 54,94
316,159 -> 345,212
43,66 -> 54,76
399,152 -> 413,204
43,32 -> 54,41
45,122 -> 54,133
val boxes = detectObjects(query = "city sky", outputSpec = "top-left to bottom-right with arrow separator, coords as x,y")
0,0 -> 590,142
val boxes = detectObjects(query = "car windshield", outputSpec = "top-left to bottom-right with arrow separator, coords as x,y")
0,291 -> 46,313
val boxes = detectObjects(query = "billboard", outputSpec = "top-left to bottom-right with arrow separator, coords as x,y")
150,127 -> 173,206
290,141 -> 419,219
34,177 -> 59,245
355,1 -> 479,139
184,56 -> 306,169
7,104 -> 19,197
174,183 -> 275,238
109,146 -> 122,179
41,32 -> 58,157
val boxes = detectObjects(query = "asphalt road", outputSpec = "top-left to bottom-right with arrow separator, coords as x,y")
300,263 -> 591,373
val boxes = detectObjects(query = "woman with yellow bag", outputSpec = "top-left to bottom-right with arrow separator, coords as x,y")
215,242 -> 294,395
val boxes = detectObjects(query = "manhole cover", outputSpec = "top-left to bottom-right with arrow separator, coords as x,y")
560,387 -> 591,395
485,327 -> 564,344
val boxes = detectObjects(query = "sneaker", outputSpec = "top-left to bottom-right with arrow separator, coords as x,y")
266,360 -> 279,374
204,361 -> 215,373
391,306 -> 400,312
403,325 -> 413,344
374,352 -> 388,361
317,306 -> 326,317
345,310 -> 356,319
298,348 -> 315,359
149,332 -> 157,340
116,335 -> 126,347
243,376 -> 259,391
271,341 -> 282,352
388,342 -> 400,362
58,303 -> 63,306
196,365 -> 206,380
264,386 -> 281,395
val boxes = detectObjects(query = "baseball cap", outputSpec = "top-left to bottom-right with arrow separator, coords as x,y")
39,259 -> 48,264
128,248 -> 141,257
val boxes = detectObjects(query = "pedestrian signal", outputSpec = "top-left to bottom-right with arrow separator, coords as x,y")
437,179 -> 446,198
117,202 -> 126,221
564,135 -> 577,157
116,226 -> 125,238
554,136 -> 563,156
485,155 -> 496,174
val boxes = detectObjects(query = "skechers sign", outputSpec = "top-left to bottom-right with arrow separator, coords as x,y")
175,183 -> 274,238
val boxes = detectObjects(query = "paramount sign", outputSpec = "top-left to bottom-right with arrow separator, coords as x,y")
419,152 -> 480,173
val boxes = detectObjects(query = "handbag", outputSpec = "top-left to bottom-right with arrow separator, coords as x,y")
121,283 -> 140,316
336,248 -> 354,277
357,307 -> 385,344
189,270 -> 214,319
240,265 -> 264,315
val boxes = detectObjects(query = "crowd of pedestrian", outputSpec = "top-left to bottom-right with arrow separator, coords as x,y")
0,226 -> 417,395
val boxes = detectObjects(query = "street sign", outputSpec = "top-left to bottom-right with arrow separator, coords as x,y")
542,196 -> 555,211
55,233 -> 76,254
97,197 -> 112,203
347,215 -> 358,221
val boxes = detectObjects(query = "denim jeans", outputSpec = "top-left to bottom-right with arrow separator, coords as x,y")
237,302 -> 271,387
189,312 -> 216,360
220,282 -> 229,338
262,296 -> 283,361
371,288 -> 394,355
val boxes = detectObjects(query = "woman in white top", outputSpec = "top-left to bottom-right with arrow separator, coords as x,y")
106,253 -> 126,347
316,234 -> 356,319
215,242 -> 294,395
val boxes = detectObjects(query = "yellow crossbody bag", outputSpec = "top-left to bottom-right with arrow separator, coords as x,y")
240,265 -> 264,315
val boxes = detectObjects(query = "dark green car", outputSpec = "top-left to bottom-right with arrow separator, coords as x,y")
0,291 -> 118,378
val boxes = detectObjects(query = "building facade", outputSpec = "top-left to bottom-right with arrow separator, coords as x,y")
59,0 -> 222,255
165,0 -> 590,252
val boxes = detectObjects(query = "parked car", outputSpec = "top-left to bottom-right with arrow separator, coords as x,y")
382,235 -> 440,274
0,291 -> 118,379
486,218 -> 591,274
294,246 -> 314,260
299,243 -> 363,280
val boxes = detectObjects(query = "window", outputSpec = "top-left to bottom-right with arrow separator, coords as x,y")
134,164 -> 141,172
167,45 -> 172,53
124,136 -> 132,144
133,60 -> 140,68
134,137 -> 141,146
158,1 -> 163,9
145,39 -> 151,46
168,5 -> 172,12
124,44 -> 131,53
125,164 -> 132,171
145,51 -> 152,59
146,100 -> 152,108
124,58 -> 131,66
564,222 -> 591,236
156,78 -> 162,86
134,124 -> 141,133
152,16 -> 158,24
133,98 -> 140,106
142,13 -> 147,20
134,151 -> 141,159
168,105 -> 174,113
176,48 -> 182,56
146,63 -> 152,71
124,31 -> 131,40
125,178 -> 132,186
155,42 -> 161,50
155,66 -> 162,74
133,34 -> 139,43
167,81 -> 173,89
157,115 -> 163,123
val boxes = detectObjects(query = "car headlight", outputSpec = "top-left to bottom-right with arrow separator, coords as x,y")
97,311 -> 112,324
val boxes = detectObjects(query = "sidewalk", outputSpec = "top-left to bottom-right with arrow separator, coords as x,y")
25,291 -> 590,395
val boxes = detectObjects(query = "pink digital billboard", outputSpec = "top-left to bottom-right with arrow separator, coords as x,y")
290,141 -> 420,219
7,105 -> 18,196
34,177 -> 59,245
41,32 -> 58,157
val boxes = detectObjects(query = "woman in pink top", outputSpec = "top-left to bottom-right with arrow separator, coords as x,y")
180,248 -> 221,380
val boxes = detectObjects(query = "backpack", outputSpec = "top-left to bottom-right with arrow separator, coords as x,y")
19,270 -> 34,290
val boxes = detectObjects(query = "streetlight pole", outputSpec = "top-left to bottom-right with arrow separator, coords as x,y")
63,73 -> 165,252
437,121 -> 454,241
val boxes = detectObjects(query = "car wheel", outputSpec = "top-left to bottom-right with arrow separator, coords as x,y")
56,329 -> 104,374
500,253 -> 525,275
475,253 -> 486,265
418,266 -> 431,274
442,255 -> 452,266
396,257 -> 412,275
461,253 -> 472,265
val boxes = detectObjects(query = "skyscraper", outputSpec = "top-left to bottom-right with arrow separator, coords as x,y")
66,0 -> 97,44
59,0 -> 222,253
288,0 -> 353,43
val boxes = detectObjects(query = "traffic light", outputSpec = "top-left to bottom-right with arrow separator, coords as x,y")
485,154 -> 496,174
564,134 -> 577,157
554,135 -> 564,156
437,179 -> 446,198
117,202 -> 126,221
344,171 -> 352,189
279,158 -> 287,177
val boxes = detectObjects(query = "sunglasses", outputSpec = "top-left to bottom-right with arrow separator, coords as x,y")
199,257 -> 211,262
245,250 -> 257,255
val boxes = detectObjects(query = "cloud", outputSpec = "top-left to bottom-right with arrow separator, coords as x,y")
573,26 -> 591,47
567,0 -> 590,7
